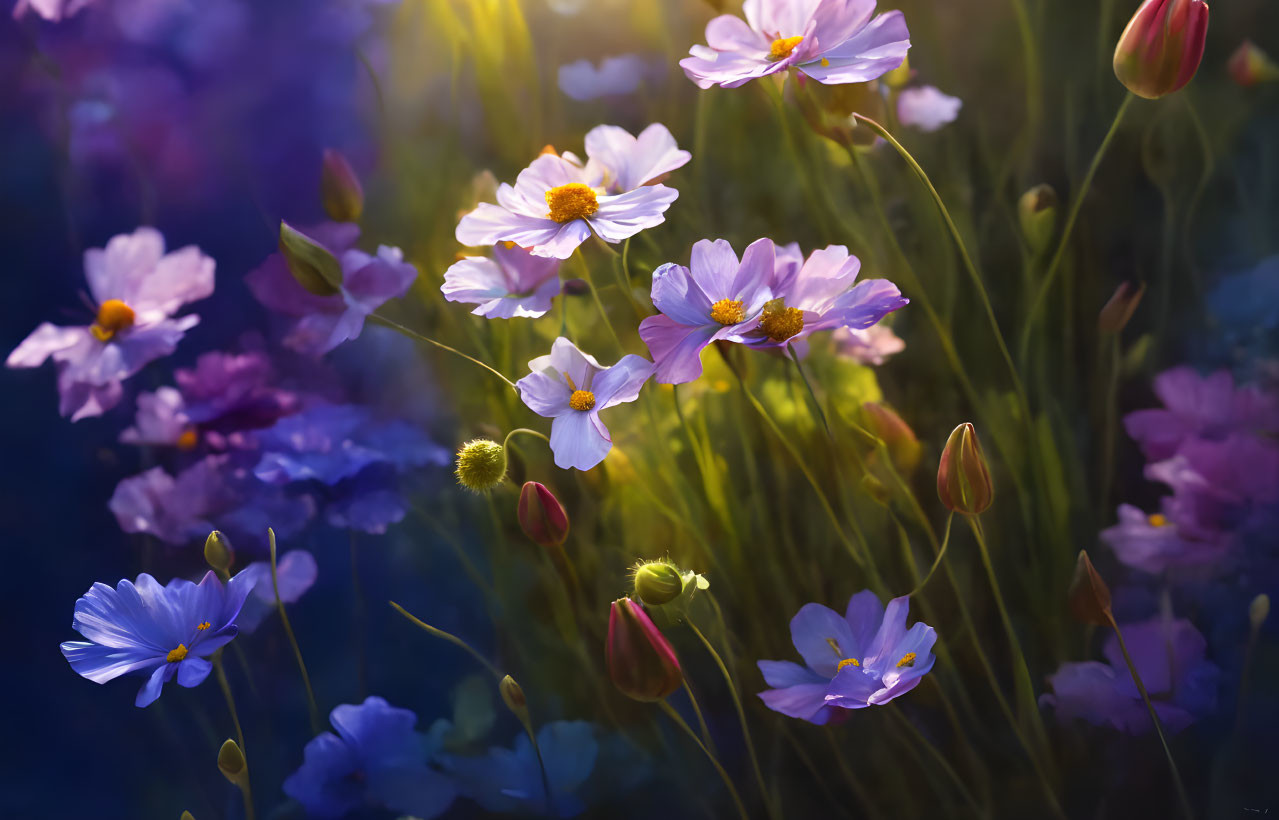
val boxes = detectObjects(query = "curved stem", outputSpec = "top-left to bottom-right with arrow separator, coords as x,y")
682,680 -> 717,753
908,513 -> 955,596
213,655 -> 256,820
657,700 -> 750,820
370,313 -> 517,390
269,528 -> 321,735
503,426 -> 550,452
389,600 -> 503,680
888,707 -> 987,818
786,343 -> 833,441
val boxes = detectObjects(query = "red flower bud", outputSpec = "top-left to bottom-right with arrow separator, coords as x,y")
1113,0 -> 1209,100
937,423 -> 993,514
1227,40 -> 1279,88
320,149 -> 364,223
1067,550 -> 1113,627
606,598 -> 682,702
861,402 -> 921,475
1098,281 -> 1146,335
517,482 -> 569,548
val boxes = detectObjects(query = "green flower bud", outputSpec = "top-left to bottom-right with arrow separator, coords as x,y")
937,422 -> 993,514
1018,184 -> 1058,255
455,439 -> 507,493
216,739 -> 246,784
632,561 -> 684,607
499,674 -> 528,719
1250,594 -> 1270,630
279,221 -> 343,296
204,530 -> 233,574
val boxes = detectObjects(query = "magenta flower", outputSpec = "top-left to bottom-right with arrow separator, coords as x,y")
1124,367 -> 1279,460
515,337 -> 653,471
1100,503 -> 1228,574
441,243 -> 562,319
896,85 -> 962,132
680,0 -> 910,90
7,227 -> 214,420
455,151 -> 679,260
246,223 -> 419,355
639,238 -> 776,384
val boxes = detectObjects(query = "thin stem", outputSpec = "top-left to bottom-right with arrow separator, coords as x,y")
502,426 -> 550,453
682,680 -> 717,753
1107,615 -> 1196,820
908,513 -> 955,596
888,707 -> 987,818
688,621 -> 775,820
370,313 -> 517,390
349,530 -> 368,699
213,656 -> 256,820
389,600 -> 502,680
269,528 -> 321,735
786,343 -> 833,441
1019,94 -> 1134,365
657,700 -> 750,820
572,249 -> 626,354
522,721 -> 555,816
1098,335 -> 1122,515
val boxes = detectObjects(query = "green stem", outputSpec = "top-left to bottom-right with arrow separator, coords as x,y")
503,426 -> 551,452
389,600 -> 503,680
682,680 -> 718,754
213,656 -> 256,820
786,343 -> 833,441
573,248 -> 626,354
657,700 -> 750,820
908,513 -> 955,596
269,528 -> 321,735
1019,94 -> 1134,366
349,530 -> 368,699
370,313 -> 517,390
888,707 -> 987,818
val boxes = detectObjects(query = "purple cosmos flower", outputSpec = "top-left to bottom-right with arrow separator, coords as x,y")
680,0 -> 910,90
7,227 -> 214,420
455,152 -> 679,260
443,721 -> 599,817
758,590 -> 937,724
1124,367 -> 1279,460
442,243 -> 563,319
639,237 -> 776,384
1041,616 -> 1219,734
1100,502 -> 1229,574
12,0 -> 95,22
834,324 -> 905,365
896,85 -> 963,132
558,55 -> 653,101
516,337 -> 653,471
283,696 -> 456,819
235,549 -> 319,633
247,223 -> 419,355
1144,435 -> 1279,540
572,123 -> 692,195
60,570 -> 255,707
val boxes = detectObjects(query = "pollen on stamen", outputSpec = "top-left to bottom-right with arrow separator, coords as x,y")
569,389 -> 596,412
759,306 -> 805,342
545,183 -> 599,223
836,658 -> 861,671
166,644 -> 189,663
196,621 -> 212,631
896,652 -> 917,668
768,35 -> 804,62
709,298 -> 746,325
1147,513 -> 1169,527
177,429 -> 199,451
90,299 -> 136,342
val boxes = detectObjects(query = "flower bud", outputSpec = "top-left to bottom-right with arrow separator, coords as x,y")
861,402 -> 921,475
937,423 -> 993,514
632,561 -> 684,607
606,597 -> 682,702
517,482 -> 569,547
499,674 -> 528,717
1113,0 -> 1209,100
181,812 -> 196,820
204,530 -> 233,574
1228,40 -> 1279,88
279,221 -> 343,296
455,439 -> 507,493
1018,184 -> 1058,255
1250,594 -> 1270,630
320,149 -> 364,223
1067,550 -> 1114,627
216,739 -> 246,784
1098,281 -> 1146,335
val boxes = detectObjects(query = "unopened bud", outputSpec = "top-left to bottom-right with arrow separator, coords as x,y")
204,530 -> 233,574
216,739 -> 246,784
1251,594 -> 1270,630
1018,184 -> 1058,255
1067,550 -> 1114,627
320,149 -> 364,223
180,813 -> 196,820
279,221 -> 343,296
1228,40 -> 1279,88
1113,0 -> 1209,99
861,402 -> 921,475
499,674 -> 528,716
632,561 -> 683,607
517,482 -> 569,547
455,439 -> 507,493
606,597 -> 682,702
1098,281 -> 1146,335
937,423 -> 993,514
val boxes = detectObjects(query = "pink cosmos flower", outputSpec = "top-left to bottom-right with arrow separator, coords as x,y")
680,0 -> 910,90
441,243 -> 562,319
896,85 -> 962,132
6,227 -> 214,420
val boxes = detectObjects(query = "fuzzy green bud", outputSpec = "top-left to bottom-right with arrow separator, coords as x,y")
633,562 -> 684,607
1018,184 -> 1058,255
455,439 -> 507,492
937,422 -> 993,514
1250,594 -> 1270,630
204,530 -> 233,574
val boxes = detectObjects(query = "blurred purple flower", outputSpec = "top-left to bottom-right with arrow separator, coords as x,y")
834,324 -> 905,365
234,549 -> 318,633
283,696 -> 456,819
13,0 -> 95,22
60,570 -> 255,707
455,153 -> 679,259
442,242 -> 563,319
896,85 -> 962,132
680,0 -> 910,90
1145,435 -> 1279,538
1101,503 -> 1229,575
516,337 -> 653,471
638,237 -> 776,384
1041,616 -> 1219,733
247,223 -> 419,355
758,590 -> 937,724
1124,367 -> 1279,460
7,227 -> 214,420
558,55 -> 653,101
572,123 -> 691,194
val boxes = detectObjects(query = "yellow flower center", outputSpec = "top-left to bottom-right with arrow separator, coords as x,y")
569,389 -> 596,411
1147,513 -> 1168,527
836,658 -> 861,671
177,429 -> 199,451
769,36 -> 804,62
545,183 -> 599,223
897,652 -> 917,668
166,644 -> 189,663
90,299 -> 136,342
709,298 -> 746,325
196,621 -> 212,631
759,306 -> 805,342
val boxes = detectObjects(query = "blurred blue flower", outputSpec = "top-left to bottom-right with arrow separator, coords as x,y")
758,590 -> 937,724
283,696 -> 456,819
60,570 -> 255,707
444,720 -> 599,817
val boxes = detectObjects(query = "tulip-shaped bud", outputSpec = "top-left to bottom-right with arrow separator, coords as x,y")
937,423 -> 993,514
861,402 -> 921,475
320,149 -> 364,223
1098,281 -> 1146,335
1018,184 -> 1058,255
204,530 -> 233,575
1067,550 -> 1114,626
1250,594 -> 1270,630
499,674 -> 529,718
606,597 -> 682,702
1113,0 -> 1210,99
517,482 -> 569,547
1228,40 -> 1279,87
455,439 -> 507,493
279,221 -> 343,296
632,561 -> 684,607
216,739 -> 247,785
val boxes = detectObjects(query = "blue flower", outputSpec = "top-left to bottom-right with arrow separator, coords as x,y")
283,696 -> 456,819
757,591 -> 937,724
444,720 -> 599,817
60,570 -> 255,707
